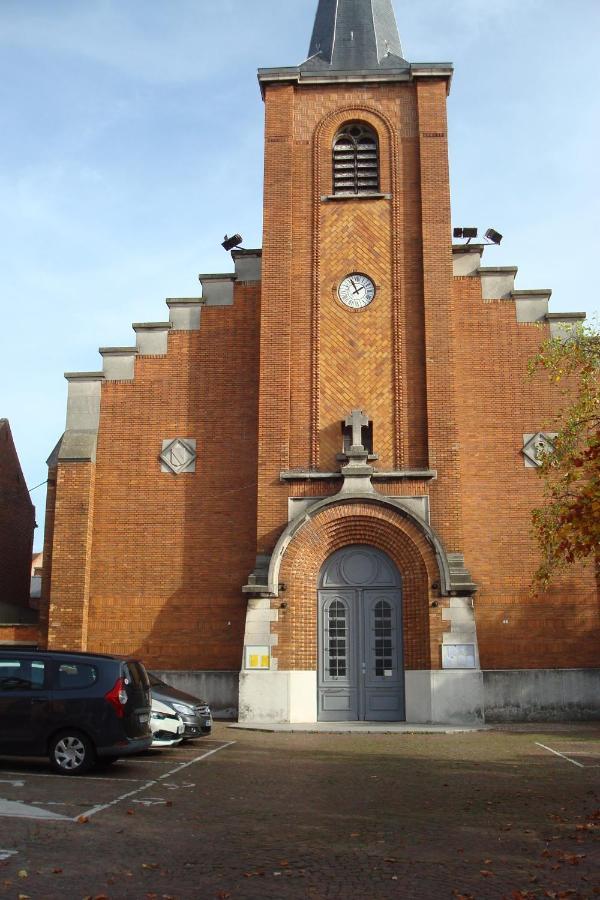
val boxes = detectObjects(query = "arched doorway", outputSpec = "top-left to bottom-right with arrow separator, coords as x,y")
318,545 -> 404,722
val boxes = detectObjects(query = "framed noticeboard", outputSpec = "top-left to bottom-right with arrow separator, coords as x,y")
244,646 -> 270,670
442,644 -> 476,670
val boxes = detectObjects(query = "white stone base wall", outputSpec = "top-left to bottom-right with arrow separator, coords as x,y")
238,671 -> 317,724
238,669 -> 484,725
483,669 -> 600,722
405,670 -> 485,724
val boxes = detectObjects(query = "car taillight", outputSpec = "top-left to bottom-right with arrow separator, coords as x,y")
105,678 -> 128,718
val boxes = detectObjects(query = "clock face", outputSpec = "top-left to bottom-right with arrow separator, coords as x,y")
338,273 -> 376,309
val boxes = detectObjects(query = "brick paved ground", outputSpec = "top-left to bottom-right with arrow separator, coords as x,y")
0,722 -> 598,899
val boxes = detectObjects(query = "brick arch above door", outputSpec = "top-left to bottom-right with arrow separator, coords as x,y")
271,500 -> 447,672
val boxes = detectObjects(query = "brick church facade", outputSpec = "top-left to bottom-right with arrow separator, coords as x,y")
40,0 -> 598,722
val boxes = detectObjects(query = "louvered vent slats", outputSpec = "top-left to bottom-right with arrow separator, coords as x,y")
333,124 -> 379,195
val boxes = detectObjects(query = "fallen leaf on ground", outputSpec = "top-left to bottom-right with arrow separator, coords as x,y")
17,870 -> 27,879
77,816 -> 89,824
480,870 -> 494,877
558,852 -> 586,865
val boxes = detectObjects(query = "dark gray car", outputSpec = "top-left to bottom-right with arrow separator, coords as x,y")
0,650 -> 152,774
148,673 -> 212,739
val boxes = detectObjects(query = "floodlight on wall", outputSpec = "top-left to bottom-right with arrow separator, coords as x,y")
453,227 -> 478,244
484,228 -> 503,245
221,233 -> 243,252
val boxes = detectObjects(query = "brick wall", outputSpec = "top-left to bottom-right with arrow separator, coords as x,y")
452,277 -> 599,668
0,420 -> 35,607
46,283 -> 260,668
0,624 -> 41,646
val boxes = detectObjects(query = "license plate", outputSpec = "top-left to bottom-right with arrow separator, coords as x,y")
178,724 -> 184,734
203,720 -> 211,727
139,713 -> 149,723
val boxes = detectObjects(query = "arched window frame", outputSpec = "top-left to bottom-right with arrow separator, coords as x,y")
332,122 -> 380,195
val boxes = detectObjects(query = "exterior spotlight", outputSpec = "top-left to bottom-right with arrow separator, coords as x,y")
221,233 -> 243,252
484,228 -> 503,245
453,227 -> 478,244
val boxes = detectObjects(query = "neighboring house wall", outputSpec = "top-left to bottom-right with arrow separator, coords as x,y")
0,419 -> 35,608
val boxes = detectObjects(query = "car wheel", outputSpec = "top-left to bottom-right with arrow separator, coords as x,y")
49,731 -> 95,775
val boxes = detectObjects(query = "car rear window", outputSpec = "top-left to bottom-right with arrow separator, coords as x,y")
0,659 -> 45,691
55,662 -> 98,690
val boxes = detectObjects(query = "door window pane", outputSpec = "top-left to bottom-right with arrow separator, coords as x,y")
373,600 -> 394,676
326,600 -> 347,678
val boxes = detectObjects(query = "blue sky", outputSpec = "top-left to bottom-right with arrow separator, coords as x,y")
1,0 -> 598,550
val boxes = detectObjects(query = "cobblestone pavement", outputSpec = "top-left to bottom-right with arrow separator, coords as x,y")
0,722 -> 598,899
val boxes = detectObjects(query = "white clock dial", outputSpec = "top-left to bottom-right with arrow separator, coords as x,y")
338,273 -> 376,309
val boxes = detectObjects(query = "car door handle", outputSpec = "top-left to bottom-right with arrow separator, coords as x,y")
30,697 -> 47,703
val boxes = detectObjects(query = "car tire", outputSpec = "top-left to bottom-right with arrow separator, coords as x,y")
49,730 -> 95,776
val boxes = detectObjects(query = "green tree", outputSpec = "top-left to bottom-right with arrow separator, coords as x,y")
529,322 -> 600,586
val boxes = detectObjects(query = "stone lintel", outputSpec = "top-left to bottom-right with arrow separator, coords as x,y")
280,469 -> 437,482
321,193 -> 391,202
546,312 -> 586,320
198,273 -> 236,282
64,372 -> 104,382
512,289 -> 552,299
98,346 -> 139,355
132,321 -> 172,331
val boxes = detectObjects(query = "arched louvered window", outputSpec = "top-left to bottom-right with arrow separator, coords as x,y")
333,123 -> 379,195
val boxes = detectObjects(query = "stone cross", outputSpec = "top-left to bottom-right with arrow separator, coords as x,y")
345,409 -> 369,450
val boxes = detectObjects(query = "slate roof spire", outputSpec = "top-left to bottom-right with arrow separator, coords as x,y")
303,0 -> 407,72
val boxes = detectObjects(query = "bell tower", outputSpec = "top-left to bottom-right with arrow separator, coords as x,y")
255,0 -> 463,555
242,0 -> 480,725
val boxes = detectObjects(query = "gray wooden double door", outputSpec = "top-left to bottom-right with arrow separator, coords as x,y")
317,545 -> 405,722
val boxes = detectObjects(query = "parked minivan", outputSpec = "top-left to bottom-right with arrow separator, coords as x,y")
0,650 -> 152,774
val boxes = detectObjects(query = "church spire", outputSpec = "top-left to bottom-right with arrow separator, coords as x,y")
303,0 -> 406,72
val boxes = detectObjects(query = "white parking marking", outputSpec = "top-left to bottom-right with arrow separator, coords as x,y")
1,769 -> 146,783
0,849 -> 18,860
0,799 -> 71,821
74,741 -> 235,821
0,780 -> 24,787
536,742 -> 585,768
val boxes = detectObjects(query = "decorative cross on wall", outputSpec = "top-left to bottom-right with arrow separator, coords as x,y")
345,409 -> 370,451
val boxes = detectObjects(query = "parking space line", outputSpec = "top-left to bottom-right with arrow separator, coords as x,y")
75,741 -> 235,821
535,742 -> 586,768
1,770 -> 147,784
